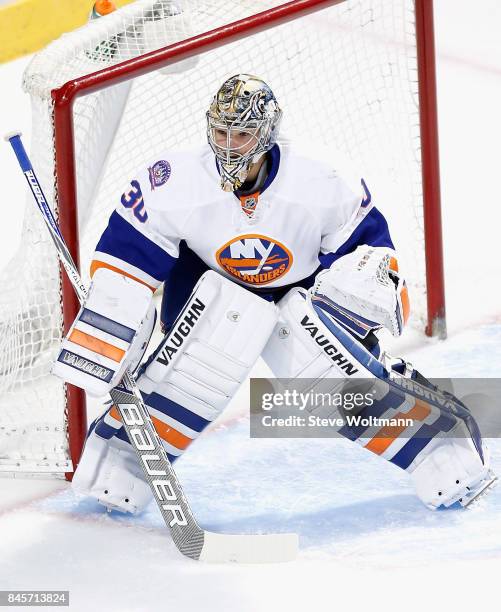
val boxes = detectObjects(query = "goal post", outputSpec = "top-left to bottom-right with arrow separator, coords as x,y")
1,0 -> 445,477
415,0 -> 446,339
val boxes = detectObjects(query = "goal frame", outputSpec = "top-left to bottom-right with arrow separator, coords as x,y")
49,0 -> 445,476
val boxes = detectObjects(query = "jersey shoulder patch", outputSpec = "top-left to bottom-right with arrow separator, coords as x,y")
148,159 -> 171,190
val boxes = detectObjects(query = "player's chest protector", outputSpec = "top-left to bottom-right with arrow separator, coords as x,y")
183,186 -> 323,290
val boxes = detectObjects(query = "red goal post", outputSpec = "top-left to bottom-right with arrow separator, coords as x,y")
414,0 -> 445,339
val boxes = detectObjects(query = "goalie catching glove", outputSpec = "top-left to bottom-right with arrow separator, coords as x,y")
52,267 -> 155,396
313,245 -> 410,338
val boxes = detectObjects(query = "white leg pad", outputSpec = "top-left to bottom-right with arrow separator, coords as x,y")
73,271 -> 279,514
410,433 -> 492,509
262,287 -> 375,379
72,427 -> 153,515
137,270 -> 279,425
261,288 -> 493,510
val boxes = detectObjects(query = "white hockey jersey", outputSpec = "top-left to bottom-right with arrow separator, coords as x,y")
92,141 -> 394,322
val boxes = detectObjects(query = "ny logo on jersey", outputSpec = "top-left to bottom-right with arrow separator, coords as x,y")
216,234 -> 293,286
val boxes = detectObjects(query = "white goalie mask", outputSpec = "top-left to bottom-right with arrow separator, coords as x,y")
207,74 -> 282,191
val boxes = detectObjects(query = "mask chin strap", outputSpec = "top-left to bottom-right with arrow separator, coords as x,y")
219,150 -> 267,192
219,160 -> 249,192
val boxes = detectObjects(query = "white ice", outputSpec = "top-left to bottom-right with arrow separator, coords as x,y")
1,1 -> 501,611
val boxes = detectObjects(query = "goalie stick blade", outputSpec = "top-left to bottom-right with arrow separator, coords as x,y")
198,531 -> 299,564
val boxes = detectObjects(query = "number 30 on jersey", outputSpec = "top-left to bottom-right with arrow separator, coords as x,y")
121,180 -> 148,222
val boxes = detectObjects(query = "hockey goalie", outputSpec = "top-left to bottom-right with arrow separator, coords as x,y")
51,74 -> 495,515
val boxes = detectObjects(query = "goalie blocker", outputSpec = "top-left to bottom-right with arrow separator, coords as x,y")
70,268 -> 493,513
52,267 -> 156,396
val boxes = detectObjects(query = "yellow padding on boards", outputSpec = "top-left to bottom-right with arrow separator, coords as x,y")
0,0 -> 133,63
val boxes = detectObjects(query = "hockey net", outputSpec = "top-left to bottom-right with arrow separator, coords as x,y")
0,0 -> 443,474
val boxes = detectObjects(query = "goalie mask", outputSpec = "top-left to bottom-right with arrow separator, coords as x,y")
207,74 -> 282,191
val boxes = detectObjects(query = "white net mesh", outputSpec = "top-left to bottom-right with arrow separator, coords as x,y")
0,0 -> 426,473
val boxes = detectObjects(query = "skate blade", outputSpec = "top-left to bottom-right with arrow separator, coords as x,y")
459,472 -> 497,508
99,499 -> 130,514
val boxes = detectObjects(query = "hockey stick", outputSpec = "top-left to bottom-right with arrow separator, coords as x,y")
6,132 -> 298,563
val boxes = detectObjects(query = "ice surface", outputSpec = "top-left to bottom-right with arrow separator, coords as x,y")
1,369 -> 501,611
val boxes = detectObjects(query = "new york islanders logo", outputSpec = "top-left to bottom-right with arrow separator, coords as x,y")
216,234 -> 293,286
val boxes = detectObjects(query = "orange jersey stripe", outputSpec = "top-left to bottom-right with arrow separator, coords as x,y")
69,328 -> 125,363
109,406 -> 193,451
90,260 -> 156,292
364,399 -> 431,455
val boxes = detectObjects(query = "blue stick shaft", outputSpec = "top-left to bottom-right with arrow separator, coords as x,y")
7,133 -> 64,241
6,133 -> 87,300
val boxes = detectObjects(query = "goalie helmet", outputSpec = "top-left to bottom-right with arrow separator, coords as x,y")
207,74 -> 282,191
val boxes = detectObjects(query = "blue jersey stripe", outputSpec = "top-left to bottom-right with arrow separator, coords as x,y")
319,206 -> 394,268
96,211 -> 177,283
80,308 -> 136,343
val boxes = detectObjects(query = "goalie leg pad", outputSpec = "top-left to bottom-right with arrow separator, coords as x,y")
72,419 -> 152,515
262,287 -> 380,380
410,435 -> 492,509
73,271 -> 278,513
262,288 -> 492,509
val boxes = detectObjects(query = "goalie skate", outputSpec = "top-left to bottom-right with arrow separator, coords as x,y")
459,470 -> 497,508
